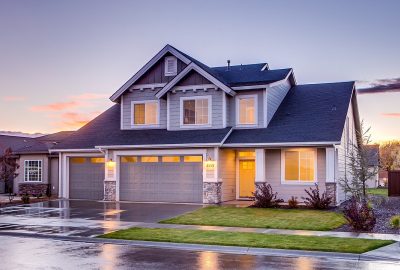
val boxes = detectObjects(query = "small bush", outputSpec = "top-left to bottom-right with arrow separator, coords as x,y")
288,196 -> 299,209
390,215 -> 400,229
302,184 -> 332,209
343,197 -> 376,231
252,183 -> 283,208
35,193 -> 42,199
21,193 -> 30,204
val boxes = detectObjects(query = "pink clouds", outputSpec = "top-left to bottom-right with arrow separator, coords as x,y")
70,93 -> 108,100
30,101 -> 80,112
2,95 -> 26,101
54,111 -> 101,130
381,113 -> 400,118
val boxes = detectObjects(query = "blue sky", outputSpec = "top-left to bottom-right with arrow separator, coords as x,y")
0,0 -> 399,141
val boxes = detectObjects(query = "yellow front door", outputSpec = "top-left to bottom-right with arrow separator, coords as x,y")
239,160 -> 255,197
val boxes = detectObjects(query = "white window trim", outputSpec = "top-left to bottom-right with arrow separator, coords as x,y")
130,100 -> 160,128
235,94 -> 258,127
24,160 -> 43,182
179,95 -> 212,128
280,148 -> 318,185
164,56 -> 177,76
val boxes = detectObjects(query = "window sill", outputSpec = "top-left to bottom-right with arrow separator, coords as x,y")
23,181 -> 43,183
165,73 -> 177,77
281,181 -> 317,185
179,124 -> 212,129
130,124 -> 161,129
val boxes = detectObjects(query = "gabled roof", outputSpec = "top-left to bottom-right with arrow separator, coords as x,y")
52,105 -> 232,150
13,131 -> 75,154
224,82 -> 356,145
0,135 -> 35,154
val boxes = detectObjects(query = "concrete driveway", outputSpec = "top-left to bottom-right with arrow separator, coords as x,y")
0,199 -> 202,237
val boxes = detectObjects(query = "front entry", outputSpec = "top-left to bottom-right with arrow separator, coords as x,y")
239,160 -> 255,198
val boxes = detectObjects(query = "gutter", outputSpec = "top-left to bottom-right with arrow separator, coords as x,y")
221,141 -> 341,148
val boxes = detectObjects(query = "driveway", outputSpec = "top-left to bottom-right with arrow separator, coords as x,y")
0,199 -> 202,237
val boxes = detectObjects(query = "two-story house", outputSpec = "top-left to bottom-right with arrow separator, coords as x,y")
33,44 -> 360,205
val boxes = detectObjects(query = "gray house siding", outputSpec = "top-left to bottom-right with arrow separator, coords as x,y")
266,79 -> 291,125
121,88 -> 167,129
168,89 -> 224,130
177,70 -> 212,86
14,154 -> 49,194
229,89 -> 265,128
135,53 -> 187,85
264,148 -> 326,202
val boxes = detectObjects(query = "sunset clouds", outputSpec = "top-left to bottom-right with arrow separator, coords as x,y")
54,112 -> 101,130
2,95 -> 26,101
357,77 -> 400,94
381,113 -> 400,118
30,101 -> 80,112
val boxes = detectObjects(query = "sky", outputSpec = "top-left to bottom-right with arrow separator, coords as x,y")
0,0 -> 399,142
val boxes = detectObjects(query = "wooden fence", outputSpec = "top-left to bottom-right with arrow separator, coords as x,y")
388,171 -> 400,197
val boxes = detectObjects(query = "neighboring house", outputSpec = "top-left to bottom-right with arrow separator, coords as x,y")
46,44 -> 361,205
0,132 -> 73,196
365,145 -> 380,188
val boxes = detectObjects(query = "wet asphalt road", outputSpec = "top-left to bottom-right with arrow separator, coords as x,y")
1,235 -> 399,270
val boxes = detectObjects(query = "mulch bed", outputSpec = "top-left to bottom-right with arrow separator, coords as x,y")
0,197 -> 55,208
334,195 -> 400,234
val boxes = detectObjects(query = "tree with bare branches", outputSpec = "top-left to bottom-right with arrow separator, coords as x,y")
0,148 -> 19,202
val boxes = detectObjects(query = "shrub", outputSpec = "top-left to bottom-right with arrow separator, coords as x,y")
288,196 -> 299,209
343,197 -> 376,231
35,193 -> 42,199
21,193 -> 30,204
302,184 -> 332,209
390,215 -> 400,229
252,183 -> 283,208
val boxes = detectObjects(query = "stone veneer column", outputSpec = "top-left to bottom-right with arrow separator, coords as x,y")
203,182 -> 222,204
325,182 -> 337,206
104,181 -> 116,201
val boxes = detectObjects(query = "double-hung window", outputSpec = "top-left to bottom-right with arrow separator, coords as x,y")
132,101 -> 158,126
181,96 -> 211,126
24,160 -> 42,182
237,95 -> 257,125
282,149 -> 316,183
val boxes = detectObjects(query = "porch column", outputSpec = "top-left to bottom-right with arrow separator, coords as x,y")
104,150 -> 116,201
325,147 -> 337,205
202,147 -> 222,204
255,149 -> 266,192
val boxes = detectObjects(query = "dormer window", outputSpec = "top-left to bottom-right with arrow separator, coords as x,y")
236,95 -> 257,126
164,56 -> 177,76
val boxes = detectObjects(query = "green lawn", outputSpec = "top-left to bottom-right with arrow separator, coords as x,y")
367,188 -> 388,197
160,206 -> 347,231
99,227 -> 394,254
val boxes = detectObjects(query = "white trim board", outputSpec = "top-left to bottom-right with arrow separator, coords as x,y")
235,94 -> 258,127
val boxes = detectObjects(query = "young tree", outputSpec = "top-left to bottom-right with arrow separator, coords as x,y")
0,148 -> 19,202
339,124 -> 378,201
379,140 -> 400,172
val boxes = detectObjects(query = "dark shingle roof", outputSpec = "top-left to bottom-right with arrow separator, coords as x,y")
13,131 -> 75,154
365,145 -> 380,166
54,105 -> 232,150
0,135 -> 35,154
225,81 -> 355,144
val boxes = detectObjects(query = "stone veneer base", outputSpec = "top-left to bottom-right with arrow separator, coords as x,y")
104,181 -> 116,201
325,182 -> 337,206
203,182 -> 222,204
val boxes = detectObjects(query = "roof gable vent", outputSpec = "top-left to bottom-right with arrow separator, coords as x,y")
165,56 -> 177,76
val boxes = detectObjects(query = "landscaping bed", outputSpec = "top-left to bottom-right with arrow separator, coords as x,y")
99,227 -> 394,254
160,206 -> 347,231
0,196 -> 54,208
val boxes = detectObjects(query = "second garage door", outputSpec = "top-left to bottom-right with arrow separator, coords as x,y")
120,155 -> 203,203
69,157 -> 105,200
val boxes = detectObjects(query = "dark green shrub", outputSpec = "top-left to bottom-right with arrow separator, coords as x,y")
302,184 -> 332,209
252,183 -> 283,208
288,196 -> 299,209
390,215 -> 400,229
21,193 -> 30,204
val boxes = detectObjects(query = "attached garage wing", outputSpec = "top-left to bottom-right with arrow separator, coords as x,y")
119,155 -> 203,203
69,157 -> 105,200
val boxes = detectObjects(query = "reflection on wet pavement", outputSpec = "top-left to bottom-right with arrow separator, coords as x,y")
0,235 -> 399,270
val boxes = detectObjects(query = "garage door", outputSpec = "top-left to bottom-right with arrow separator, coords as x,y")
120,155 -> 203,203
69,157 -> 105,200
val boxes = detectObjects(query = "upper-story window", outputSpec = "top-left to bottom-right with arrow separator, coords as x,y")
24,160 -> 42,182
236,95 -> 257,126
180,96 -> 211,126
164,56 -> 177,76
132,100 -> 159,126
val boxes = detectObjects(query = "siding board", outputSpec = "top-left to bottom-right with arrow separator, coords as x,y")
266,79 -> 291,124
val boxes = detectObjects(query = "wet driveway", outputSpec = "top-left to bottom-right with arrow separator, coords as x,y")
0,199 -> 202,237
1,235 -> 399,270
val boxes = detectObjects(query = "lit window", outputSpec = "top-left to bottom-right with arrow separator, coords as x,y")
161,156 -> 181,163
238,151 -> 255,158
164,56 -> 177,76
141,156 -> 159,163
182,97 -> 210,125
183,156 -> 202,163
70,157 -> 86,164
24,160 -> 42,182
133,101 -> 158,125
284,150 -> 315,182
238,96 -> 256,125
121,156 -> 138,163
90,158 -> 105,163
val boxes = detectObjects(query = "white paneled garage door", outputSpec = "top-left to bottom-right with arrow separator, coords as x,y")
69,157 -> 105,200
119,155 -> 203,203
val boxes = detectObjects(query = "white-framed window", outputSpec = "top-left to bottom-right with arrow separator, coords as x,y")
24,160 -> 42,182
164,56 -> 177,76
236,94 -> 257,126
281,149 -> 317,184
180,96 -> 211,126
131,100 -> 159,126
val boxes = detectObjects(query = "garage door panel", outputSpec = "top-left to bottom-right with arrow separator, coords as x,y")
120,156 -> 202,203
69,158 -> 104,200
